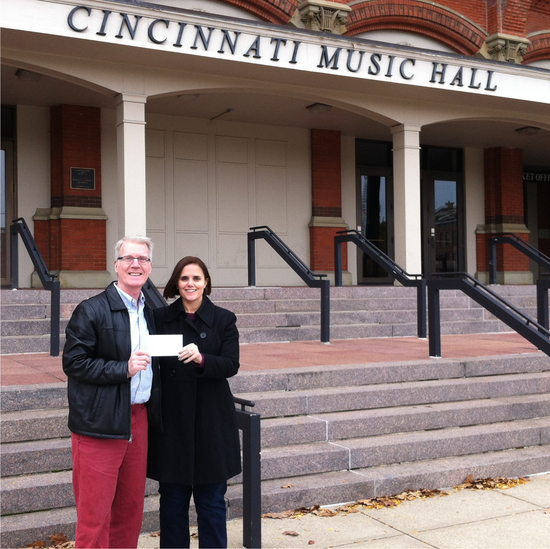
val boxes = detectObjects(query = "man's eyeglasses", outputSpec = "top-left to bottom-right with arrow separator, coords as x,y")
117,256 -> 151,265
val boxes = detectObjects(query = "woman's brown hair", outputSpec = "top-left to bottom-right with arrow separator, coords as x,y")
163,256 -> 212,299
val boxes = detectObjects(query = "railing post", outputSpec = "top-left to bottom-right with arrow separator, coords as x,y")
320,279 -> 330,343
416,279 -> 427,339
50,280 -> 61,357
427,281 -> 441,357
234,400 -> 262,549
248,232 -> 256,287
537,279 -> 549,332
10,223 -> 19,289
334,238 -> 343,287
489,238 -> 497,284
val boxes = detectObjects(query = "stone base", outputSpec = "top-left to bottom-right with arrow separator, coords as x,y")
32,270 -> 112,289
476,271 -> 534,285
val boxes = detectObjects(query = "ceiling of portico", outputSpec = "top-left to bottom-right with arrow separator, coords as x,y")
2,60 -> 550,167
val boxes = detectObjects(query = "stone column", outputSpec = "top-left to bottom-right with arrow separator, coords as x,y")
475,147 -> 531,284
115,94 -> 147,237
391,124 -> 422,275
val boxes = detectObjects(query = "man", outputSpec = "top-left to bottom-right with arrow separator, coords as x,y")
63,236 -> 161,548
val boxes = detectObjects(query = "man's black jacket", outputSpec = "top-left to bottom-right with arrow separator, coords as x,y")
63,282 -> 162,439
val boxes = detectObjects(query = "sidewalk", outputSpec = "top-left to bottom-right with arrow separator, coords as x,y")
137,472 -> 550,548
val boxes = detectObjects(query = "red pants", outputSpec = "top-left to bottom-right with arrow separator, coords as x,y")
71,404 -> 148,549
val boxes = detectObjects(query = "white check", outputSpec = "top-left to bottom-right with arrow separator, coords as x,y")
145,334 -> 183,356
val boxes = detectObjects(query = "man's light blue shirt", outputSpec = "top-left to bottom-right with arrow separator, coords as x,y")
115,284 -> 153,405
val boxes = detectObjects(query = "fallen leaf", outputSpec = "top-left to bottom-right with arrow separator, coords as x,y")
544,508 -> 550,515
49,533 -> 69,546
282,484 -> 294,489
283,531 -> 299,537
308,541 -> 315,545
454,476 -> 530,491
150,531 -> 160,537
25,542 -> 46,549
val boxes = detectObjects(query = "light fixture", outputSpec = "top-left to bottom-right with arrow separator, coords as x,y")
306,102 -> 332,113
15,68 -> 42,82
210,108 -> 234,121
515,126 -> 540,136
177,93 -> 200,101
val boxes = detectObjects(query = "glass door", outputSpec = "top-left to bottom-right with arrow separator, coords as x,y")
357,171 -> 394,283
422,177 -> 464,275
1,142 -> 15,287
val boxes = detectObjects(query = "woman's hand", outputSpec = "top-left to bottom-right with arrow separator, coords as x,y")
178,343 -> 202,364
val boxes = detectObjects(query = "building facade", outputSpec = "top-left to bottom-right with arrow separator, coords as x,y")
2,0 -> 550,289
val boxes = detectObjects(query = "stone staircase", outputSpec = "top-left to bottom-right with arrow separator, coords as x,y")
0,284 -> 541,354
2,352 -> 550,548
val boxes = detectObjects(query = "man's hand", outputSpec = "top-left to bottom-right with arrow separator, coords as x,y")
128,351 -> 151,377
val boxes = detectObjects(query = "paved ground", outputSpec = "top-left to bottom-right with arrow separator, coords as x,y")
0,332 -> 542,386
137,473 -> 550,549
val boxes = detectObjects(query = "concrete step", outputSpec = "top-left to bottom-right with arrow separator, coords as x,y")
1,471 -> 159,515
3,392 -> 549,478
2,286 -> 546,353
234,372 -> 550,418
258,417 -> 550,481
1,438 -> 72,477
3,416 -> 548,516
229,353 -> 550,395
0,408 -> 69,443
2,351 -> 550,548
261,393 -> 550,447
231,444 -> 550,517
4,442 -> 550,549
0,335 -> 54,355
0,492 -> 165,549
1,385 -> 67,413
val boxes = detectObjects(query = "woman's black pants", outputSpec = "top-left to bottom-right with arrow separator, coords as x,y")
159,481 -> 228,548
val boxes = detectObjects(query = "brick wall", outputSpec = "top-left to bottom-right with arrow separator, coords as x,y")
484,148 -> 524,225
36,105 -> 106,272
476,147 -> 529,273
310,226 -> 348,271
228,0 -> 549,62
50,105 -> 102,207
309,129 -> 347,271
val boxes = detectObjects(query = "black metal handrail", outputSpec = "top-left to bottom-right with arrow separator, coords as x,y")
489,233 -> 550,284
427,272 -> 550,358
142,282 -> 262,548
334,230 -> 426,338
248,225 -> 330,343
10,218 -> 61,356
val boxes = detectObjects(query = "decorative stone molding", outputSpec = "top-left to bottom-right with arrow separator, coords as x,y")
298,0 -> 352,34
485,33 -> 531,64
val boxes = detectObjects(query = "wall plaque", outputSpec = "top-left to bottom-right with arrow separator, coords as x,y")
70,167 -> 95,190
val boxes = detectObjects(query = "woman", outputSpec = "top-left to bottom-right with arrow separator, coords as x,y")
148,256 -> 241,549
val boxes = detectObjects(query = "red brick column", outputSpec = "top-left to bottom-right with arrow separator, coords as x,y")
33,105 -> 109,287
476,147 -> 531,284
309,129 -> 348,274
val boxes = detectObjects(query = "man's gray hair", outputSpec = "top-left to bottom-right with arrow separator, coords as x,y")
114,236 -> 153,260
